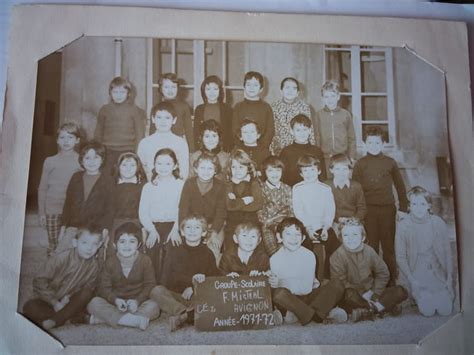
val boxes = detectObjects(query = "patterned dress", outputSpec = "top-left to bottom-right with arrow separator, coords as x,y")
270,98 -> 313,155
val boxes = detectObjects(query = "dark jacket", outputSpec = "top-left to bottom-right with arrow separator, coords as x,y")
219,244 -> 270,275
194,103 -> 233,152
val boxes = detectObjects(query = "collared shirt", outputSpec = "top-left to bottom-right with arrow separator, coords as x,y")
333,179 -> 351,189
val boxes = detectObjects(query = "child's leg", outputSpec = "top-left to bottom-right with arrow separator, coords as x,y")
378,285 -> 408,312
45,214 -> 62,256
378,205 -> 397,285
87,296 -> 125,326
306,279 -> 345,322
135,299 -> 161,322
271,288 -> 315,325
22,299 -> 55,326
339,288 -> 371,313
49,287 -> 94,327
365,205 -> 381,253
104,149 -> 124,174
322,228 -> 340,279
148,222 -> 174,284
312,243 -> 326,281
262,224 -> 279,256
150,285 -> 190,316
206,229 -> 224,266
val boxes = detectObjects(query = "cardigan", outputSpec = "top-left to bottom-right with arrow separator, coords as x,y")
161,242 -> 218,293
232,99 -> 275,149
194,102 -> 233,152
325,180 -> 367,222
257,181 -> 293,226
33,248 -> 100,304
219,244 -> 270,275
178,177 -> 227,233
97,253 -> 156,305
62,171 -> 114,230
279,142 -> 327,186
110,182 -> 144,221
330,244 -> 389,296
225,179 -> 263,223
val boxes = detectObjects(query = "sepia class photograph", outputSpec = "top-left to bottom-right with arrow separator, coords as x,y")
17,36 -> 459,346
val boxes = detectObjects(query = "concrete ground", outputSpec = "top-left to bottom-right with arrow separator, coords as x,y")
17,214 -> 459,346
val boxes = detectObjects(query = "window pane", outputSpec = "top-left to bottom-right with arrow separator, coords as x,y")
205,41 -> 224,78
362,124 -> 389,142
361,51 -> 386,93
325,50 -> 351,92
325,44 -> 351,49
227,41 -> 245,87
362,96 -> 387,121
339,95 -> 352,113
176,40 -> 194,85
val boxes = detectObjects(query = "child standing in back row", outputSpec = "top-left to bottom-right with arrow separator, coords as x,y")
352,125 -> 408,286
232,71 -> 274,150
313,80 -> 356,174
38,122 -> 82,256
94,77 -> 146,171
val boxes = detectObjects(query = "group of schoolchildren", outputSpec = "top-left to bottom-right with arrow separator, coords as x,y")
23,71 -> 455,334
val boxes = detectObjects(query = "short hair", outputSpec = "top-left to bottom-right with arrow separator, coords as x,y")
200,75 -> 224,103
290,114 -> 312,129
239,118 -> 261,134
150,101 -> 177,119
280,77 -> 300,91
113,152 -> 146,184
57,122 -> 81,139
192,151 -> 222,175
180,214 -> 208,234
338,217 -> 367,239
276,217 -> 308,240
114,222 -> 141,244
261,156 -> 285,181
151,148 -> 180,182
243,71 -> 264,88
407,186 -> 433,206
297,154 -> 321,172
329,154 -> 353,169
321,80 -> 340,95
109,77 -> 132,94
198,119 -> 223,153
78,141 -> 106,170
228,149 -> 258,180
364,125 -> 386,142
75,224 -> 103,241
233,222 -> 262,238
159,72 -> 180,87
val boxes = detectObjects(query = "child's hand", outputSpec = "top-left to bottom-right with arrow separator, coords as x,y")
182,287 -> 194,300
60,295 -> 70,306
127,299 -> 139,313
227,272 -> 240,278
115,298 -> 128,312
192,274 -> 206,284
320,228 -> 329,242
312,277 -> 321,289
146,230 -> 160,249
249,270 -> 260,277
242,196 -> 254,205
38,215 -> 46,228
362,290 -> 374,302
268,273 -> 279,288
207,231 -> 223,251
168,226 -> 182,247
397,211 -> 408,222
228,192 -> 236,200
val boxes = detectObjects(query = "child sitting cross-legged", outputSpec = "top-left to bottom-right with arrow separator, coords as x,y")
150,215 -> 219,332
22,225 -> 105,330
269,217 -> 347,325
87,222 -> 160,330
330,218 -> 408,322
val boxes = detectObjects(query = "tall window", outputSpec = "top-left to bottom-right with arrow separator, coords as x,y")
324,45 -> 396,148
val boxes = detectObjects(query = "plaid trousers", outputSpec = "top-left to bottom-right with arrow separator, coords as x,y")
45,214 -> 62,256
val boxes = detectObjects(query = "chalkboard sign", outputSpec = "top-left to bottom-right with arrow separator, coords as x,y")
194,275 -> 275,332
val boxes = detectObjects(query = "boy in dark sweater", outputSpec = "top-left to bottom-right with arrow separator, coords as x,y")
279,114 -> 326,186
150,215 -> 218,331
94,77 -> 146,172
237,119 -> 271,172
219,222 -> 270,277
352,126 -> 408,285
232,71 -> 274,150
87,223 -> 159,330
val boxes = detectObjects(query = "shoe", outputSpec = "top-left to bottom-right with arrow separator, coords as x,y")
351,308 -> 375,323
272,310 -> 283,326
389,304 -> 402,317
169,313 -> 188,332
284,310 -> 299,324
326,307 -> 348,323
